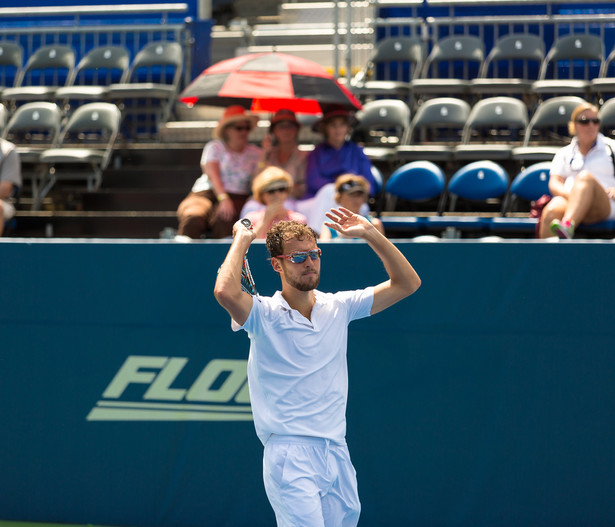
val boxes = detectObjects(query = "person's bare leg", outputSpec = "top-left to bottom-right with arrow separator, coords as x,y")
563,170 -> 611,225
539,197 -> 567,238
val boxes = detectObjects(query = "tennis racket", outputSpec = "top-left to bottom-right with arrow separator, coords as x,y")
239,218 -> 258,296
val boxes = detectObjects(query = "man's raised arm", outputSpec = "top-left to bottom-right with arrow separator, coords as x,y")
324,207 -> 421,314
214,220 -> 256,325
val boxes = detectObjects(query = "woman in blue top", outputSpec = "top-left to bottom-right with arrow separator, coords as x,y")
305,109 -> 377,198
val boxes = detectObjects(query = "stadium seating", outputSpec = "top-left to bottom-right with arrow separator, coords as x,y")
532,34 -> 603,98
1,101 -> 64,207
470,33 -> 545,97
396,97 -> 471,162
56,45 -> 131,111
454,96 -> 529,161
384,160 -> 446,213
591,44 -> 615,103
502,161 -> 551,214
107,41 -> 183,140
350,36 -> 424,103
445,160 -> 509,213
2,44 -> 75,107
352,98 -> 411,162
410,35 -> 484,101
36,102 -> 121,209
512,96 -> 585,162
0,41 -> 24,94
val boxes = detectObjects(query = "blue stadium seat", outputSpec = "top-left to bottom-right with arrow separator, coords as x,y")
502,161 -> 551,214
385,160 -> 446,212
446,160 -> 509,212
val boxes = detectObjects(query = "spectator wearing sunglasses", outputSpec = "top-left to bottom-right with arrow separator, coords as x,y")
215,214 -> 420,527
176,105 -> 262,239
304,109 -> 377,199
0,138 -> 21,237
540,101 -> 615,239
320,174 -> 384,241
244,167 -> 307,238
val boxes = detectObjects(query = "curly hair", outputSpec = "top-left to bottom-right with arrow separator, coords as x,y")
266,220 -> 318,258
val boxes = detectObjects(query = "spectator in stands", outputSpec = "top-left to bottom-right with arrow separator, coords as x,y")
305,109 -> 377,199
244,167 -> 307,238
260,109 -> 308,199
176,105 -> 261,239
0,138 -> 21,237
320,174 -> 384,240
540,101 -> 615,239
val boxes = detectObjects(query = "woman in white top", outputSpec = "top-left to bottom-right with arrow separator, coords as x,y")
176,105 -> 261,239
541,101 -> 615,239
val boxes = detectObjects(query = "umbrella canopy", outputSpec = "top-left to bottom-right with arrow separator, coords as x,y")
179,52 -> 362,114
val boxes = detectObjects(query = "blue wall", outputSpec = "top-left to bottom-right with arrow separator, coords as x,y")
1,239 -> 615,527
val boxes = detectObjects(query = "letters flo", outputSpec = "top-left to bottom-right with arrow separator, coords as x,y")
87,355 -> 252,421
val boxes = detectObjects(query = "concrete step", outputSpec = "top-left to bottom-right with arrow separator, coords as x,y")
11,210 -> 178,239
82,189 -> 187,211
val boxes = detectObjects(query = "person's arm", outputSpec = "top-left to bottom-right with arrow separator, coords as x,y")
324,207 -> 420,315
214,220 -> 257,325
204,159 -> 235,221
548,174 -> 568,198
0,181 -> 13,200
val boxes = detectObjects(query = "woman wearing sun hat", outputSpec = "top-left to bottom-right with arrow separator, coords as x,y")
176,105 -> 262,239
259,108 -> 309,200
244,166 -> 307,238
304,108 -> 376,199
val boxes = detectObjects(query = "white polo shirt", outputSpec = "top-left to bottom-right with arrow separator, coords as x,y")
550,133 -> 615,193
233,288 -> 374,445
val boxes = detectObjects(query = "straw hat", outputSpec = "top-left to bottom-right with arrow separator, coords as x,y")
252,167 -> 294,204
213,105 -> 259,139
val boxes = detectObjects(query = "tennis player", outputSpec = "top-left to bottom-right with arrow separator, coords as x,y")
214,207 -> 421,527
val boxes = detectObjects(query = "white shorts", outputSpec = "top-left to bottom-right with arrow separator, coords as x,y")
1,199 -> 15,221
263,435 -> 361,527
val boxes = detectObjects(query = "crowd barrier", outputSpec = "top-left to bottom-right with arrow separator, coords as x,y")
1,238 -> 615,527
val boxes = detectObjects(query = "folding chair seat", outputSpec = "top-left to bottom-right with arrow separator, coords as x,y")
37,102 -> 121,209
512,96 -> 585,162
445,160 -> 509,213
1,101 -> 63,207
454,97 -> 529,161
56,45 -> 130,110
350,36 -> 424,103
591,45 -> 615,104
532,34 -> 603,98
107,41 -> 183,139
502,161 -> 551,214
470,34 -> 545,96
384,160 -> 446,213
352,98 -> 411,162
396,97 -> 471,162
410,35 -> 484,100
2,44 -> 75,105
0,41 -> 24,94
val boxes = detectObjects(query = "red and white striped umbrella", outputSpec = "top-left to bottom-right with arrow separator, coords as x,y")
179,52 -> 362,115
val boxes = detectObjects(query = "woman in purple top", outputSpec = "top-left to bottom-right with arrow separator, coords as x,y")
305,109 -> 376,198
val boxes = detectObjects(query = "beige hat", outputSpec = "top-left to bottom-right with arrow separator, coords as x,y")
213,105 -> 259,140
252,166 -> 294,204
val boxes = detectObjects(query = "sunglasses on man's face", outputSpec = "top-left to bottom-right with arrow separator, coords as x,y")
231,125 -> 251,132
575,117 -> 600,126
275,249 -> 322,264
